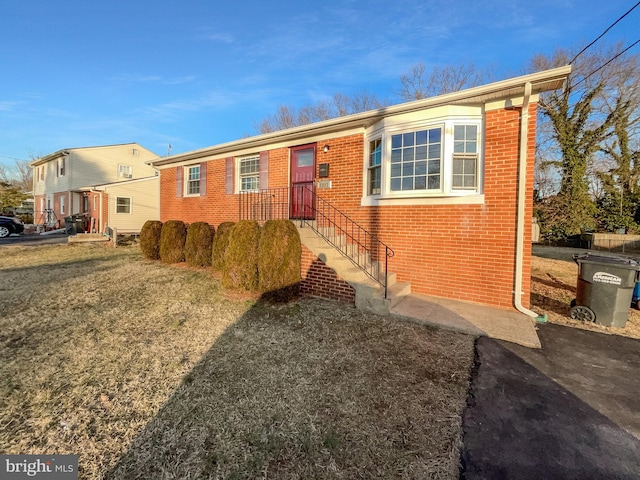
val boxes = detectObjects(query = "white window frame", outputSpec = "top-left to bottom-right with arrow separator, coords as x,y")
58,157 -> 65,177
452,124 -> 480,191
368,138 -> 382,195
363,117 -> 483,205
237,155 -> 260,193
115,196 -> 132,214
60,196 -> 65,215
184,165 -> 200,196
118,164 -> 133,179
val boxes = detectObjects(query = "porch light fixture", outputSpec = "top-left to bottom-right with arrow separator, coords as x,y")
323,144 -> 330,153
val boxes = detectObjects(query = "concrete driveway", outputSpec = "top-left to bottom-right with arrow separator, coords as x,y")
461,323 -> 640,479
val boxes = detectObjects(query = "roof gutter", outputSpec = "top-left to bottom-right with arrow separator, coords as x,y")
514,81 -> 546,322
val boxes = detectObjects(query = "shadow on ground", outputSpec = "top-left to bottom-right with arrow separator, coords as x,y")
461,323 -> 640,480
102,296 -> 474,479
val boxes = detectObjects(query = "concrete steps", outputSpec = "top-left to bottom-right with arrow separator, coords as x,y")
297,224 -> 411,315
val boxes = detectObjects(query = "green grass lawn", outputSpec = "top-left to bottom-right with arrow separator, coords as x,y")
0,243 -> 475,479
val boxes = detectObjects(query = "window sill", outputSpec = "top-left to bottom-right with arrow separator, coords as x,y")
361,194 -> 485,206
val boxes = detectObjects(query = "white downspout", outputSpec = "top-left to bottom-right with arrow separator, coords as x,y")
514,82 -> 546,321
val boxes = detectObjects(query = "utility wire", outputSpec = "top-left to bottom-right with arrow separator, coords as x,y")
0,154 -> 28,162
570,0 -> 640,64
570,38 -> 640,90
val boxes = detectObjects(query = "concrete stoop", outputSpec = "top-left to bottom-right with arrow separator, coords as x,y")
68,233 -> 110,243
297,225 -> 410,315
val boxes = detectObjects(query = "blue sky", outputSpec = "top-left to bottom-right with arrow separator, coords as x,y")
0,0 -> 638,170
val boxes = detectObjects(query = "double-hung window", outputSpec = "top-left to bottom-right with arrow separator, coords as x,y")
186,165 -> 200,195
368,139 -> 382,195
118,164 -> 133,178
116,197 -> 131,214
452,125 -> 478,190
239,156 -> 260,192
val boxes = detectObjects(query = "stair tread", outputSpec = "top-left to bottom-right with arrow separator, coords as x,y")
298,224 -> 411,315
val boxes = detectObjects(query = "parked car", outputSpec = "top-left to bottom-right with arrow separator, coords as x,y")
0,216 -> 24,238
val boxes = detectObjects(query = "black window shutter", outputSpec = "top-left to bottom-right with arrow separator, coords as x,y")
176,166 -> 183,198
259,151 -> 269,190
200,162 -> 207,196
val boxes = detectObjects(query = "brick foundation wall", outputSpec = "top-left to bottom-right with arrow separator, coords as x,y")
300,245 -> 356,304
160,104 -> 535,310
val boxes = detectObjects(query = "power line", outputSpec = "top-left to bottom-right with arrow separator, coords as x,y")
571,38 -> 640,90
0,153 -> 28,162
570,0 -> 640,64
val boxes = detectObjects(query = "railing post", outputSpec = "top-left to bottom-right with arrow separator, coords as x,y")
384,246 -> 389,299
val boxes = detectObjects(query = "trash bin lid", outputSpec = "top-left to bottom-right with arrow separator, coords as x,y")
573,252 -> 640,269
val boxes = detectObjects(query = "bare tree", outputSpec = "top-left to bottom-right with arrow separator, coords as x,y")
13,160 -> 33,192
0,159 -> 32,192
256,91 -> 387,134
530,44 -> 640,236
0,164 -> 10,184
397,62 -> 493,101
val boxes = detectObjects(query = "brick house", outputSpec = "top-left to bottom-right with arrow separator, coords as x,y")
31,143 -> 158,232
150,66 -> 571,315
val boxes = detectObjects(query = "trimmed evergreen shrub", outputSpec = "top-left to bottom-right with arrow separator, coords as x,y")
258,220 -> 302,301
211,221 -> 235,271
159,220 -> 187,264
185,222 -> 214,267
222,220 -> 260,290
140,220 -> 163,260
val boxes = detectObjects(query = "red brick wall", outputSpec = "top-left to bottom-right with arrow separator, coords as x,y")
160,151 -> 284,228
33,194 -> 45,223
300,245 -> 356,304
161,104 -> 535,310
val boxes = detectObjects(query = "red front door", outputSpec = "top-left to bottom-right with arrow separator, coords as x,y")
290,144 -> 316,219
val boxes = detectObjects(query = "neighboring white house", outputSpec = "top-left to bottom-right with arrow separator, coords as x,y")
31,143 -> 159,229
87,176 -> 160,233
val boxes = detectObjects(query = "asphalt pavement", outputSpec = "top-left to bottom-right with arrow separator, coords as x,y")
0,233 -> 68,246
461,322 -> 640,479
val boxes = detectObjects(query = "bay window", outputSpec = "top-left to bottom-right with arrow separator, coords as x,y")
365,118 -> 482,201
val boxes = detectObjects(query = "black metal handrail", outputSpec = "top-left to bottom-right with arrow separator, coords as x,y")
239,186 -> 395,298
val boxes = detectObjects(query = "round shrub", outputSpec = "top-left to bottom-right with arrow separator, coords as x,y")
185,222 -> 214,267
159,220 -> 187,264
211,221 -> 235,271
258,219 -> 302,301
222,220 -> 260,290
140,220 -> 163,260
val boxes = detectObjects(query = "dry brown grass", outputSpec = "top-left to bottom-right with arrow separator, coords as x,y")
0,243 -> 475,479
532,245 -> 640,339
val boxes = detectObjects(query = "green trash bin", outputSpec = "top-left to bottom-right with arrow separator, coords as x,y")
571,253 -> 640,327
